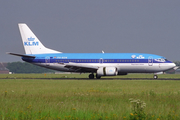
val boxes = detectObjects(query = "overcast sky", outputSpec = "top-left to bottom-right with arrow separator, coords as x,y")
0,1 -> 180,62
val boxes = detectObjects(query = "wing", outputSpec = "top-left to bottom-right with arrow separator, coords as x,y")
59,62 -> 98,73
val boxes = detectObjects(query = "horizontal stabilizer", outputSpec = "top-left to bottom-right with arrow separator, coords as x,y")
7,52 -> 35,58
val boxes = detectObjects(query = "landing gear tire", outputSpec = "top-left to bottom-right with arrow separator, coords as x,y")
154,75 -> 158,79
96,74 -> 101,79
89,74 -> 94,79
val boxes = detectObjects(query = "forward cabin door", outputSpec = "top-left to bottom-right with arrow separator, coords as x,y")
148,56 -> 153,66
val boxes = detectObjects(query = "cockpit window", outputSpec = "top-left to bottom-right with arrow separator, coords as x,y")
155,58 -> 168,62
161,57 -> 169,61
161,59 -> 165,62
157,58 -> 166,62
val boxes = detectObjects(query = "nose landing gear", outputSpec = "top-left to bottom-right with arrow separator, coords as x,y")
153,75 -> 158,79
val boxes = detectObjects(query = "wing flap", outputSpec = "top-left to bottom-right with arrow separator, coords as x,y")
59,62 -> 98,72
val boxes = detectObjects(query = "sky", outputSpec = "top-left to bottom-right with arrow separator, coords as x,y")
0,0 -> 180,62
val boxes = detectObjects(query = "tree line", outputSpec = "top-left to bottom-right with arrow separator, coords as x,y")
174,61 -> 180,66
7,62 -> 56,73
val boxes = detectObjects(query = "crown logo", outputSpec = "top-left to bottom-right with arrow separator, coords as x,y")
131,55 -> 136,59
28,37 -> 35,41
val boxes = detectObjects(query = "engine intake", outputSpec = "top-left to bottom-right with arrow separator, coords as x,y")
97,67 -> 118,76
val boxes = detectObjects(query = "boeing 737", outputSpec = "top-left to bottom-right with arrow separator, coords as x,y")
8,23 -> 176,79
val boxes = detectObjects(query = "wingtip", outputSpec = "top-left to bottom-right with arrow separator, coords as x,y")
6,52 -> 9,54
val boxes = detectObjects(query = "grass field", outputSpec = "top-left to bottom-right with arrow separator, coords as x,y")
0,74 -> 180,119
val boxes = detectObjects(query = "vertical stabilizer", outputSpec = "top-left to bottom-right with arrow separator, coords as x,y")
18,23 -> 61,54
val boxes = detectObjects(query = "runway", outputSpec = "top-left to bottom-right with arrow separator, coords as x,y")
1,78 -> 180,80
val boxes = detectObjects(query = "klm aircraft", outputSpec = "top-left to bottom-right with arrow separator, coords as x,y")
8,24 -> 176,79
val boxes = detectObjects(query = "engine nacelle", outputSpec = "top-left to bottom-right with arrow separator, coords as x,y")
97,67 -> 118,76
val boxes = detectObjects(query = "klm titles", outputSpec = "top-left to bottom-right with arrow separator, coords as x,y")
24,41 -> 39,46
24,37 -> 39,46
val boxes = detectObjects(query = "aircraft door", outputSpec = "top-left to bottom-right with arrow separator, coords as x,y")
148,56 -> 153,66
45,56 -> 50,66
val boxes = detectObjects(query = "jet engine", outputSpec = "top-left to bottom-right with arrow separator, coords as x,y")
97,67 -> 118,76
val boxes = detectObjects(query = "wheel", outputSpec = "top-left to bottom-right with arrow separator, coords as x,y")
89,74 -> 94,79
154,75 -> 158,79
96,74 -> 101,79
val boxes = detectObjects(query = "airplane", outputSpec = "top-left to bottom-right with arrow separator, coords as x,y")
7,23 -> 176,79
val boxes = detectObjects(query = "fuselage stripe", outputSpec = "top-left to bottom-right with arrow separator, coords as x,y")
22,58 -> 171,64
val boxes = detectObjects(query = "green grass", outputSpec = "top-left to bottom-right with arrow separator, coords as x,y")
0,75 -> 180,119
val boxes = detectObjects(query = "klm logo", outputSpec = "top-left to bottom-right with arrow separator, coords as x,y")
24,37 -> 39,46
28,37 -> 35,41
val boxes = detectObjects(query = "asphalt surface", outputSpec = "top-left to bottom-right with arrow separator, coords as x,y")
1,78 -> 180,80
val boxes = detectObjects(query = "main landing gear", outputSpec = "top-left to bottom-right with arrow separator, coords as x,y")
96,74 -> 101,79
89,73 -> 94,79
89,73 -> 101,79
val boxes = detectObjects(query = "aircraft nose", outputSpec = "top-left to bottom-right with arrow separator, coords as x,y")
172,63 -> 176,67
170,63 -> 176,68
